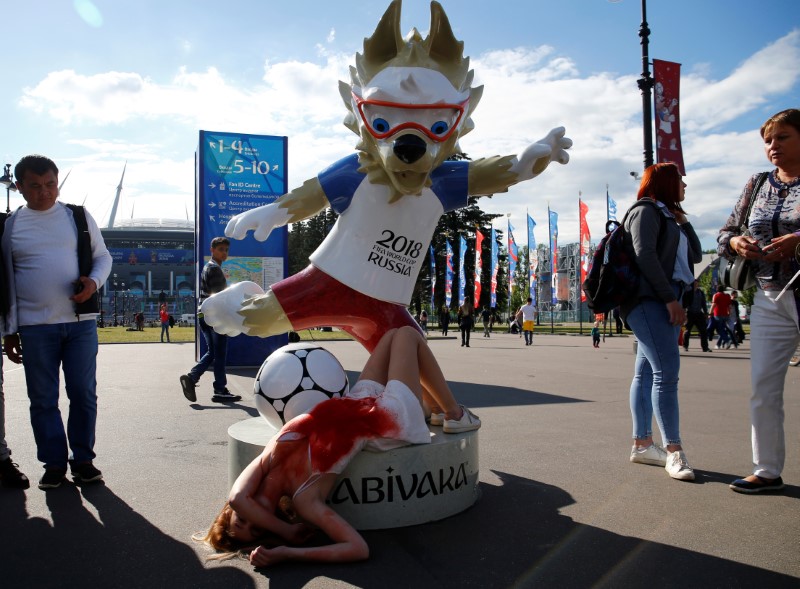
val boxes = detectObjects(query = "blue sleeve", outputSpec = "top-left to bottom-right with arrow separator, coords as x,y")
317,154 -> 363,215
430,160 -> 469,212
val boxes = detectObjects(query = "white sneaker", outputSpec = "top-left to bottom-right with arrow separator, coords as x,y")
630,443 -> 668,466
665,450 -> 695,481
443,405 -> 481,433
428,412 -> 445,426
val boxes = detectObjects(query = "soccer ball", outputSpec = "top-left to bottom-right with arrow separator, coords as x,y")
254,343 -> 350,429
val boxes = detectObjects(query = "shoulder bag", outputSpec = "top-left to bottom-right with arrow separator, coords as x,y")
718,172 -> 769,291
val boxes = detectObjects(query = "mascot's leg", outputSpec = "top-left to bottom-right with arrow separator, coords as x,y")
239,289 -> 293,337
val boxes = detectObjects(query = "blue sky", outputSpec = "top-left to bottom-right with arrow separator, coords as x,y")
4,0 -> 799,248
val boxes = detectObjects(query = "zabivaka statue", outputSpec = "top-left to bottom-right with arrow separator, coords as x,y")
202,0 -> 571,352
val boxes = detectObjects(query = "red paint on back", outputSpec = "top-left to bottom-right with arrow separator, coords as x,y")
288,397 -> 398,474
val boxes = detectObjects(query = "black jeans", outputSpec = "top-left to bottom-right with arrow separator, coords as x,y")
684,311 -> 709,351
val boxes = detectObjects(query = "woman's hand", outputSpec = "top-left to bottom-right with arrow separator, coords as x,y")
729,235 -> 763,260
761,233 -> 800,263
666,300 -> 685,327
249,545 -> 289,567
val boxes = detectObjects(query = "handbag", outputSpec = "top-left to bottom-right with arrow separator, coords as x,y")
718,172 -> 769,291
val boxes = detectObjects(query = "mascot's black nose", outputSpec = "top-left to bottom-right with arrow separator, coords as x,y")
393,135 -> 427,164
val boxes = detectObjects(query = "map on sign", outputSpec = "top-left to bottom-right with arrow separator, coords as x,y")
209,256 -> 285,291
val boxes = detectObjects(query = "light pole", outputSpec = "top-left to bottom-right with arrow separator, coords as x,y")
0,164 -> 18,214
637,0 -> 654,169
610,0 -> 654,170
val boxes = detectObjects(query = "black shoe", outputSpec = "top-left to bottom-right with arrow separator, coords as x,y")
70,461 -> 103,484
212,389 -> 242,403
38,468 -> 67,490
0,458 -> 30,489
180,375 -> 197,402
729,475 -> 785,494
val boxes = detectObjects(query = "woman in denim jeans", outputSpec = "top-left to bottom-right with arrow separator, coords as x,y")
620,163 -> 702,481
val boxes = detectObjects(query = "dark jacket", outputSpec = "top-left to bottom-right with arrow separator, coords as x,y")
620,199 -> 702,320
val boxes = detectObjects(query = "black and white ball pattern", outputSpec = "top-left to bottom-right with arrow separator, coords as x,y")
254,343 -> 349,429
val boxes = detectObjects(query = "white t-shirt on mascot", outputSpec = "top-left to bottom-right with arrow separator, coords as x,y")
310,154 -> 468,305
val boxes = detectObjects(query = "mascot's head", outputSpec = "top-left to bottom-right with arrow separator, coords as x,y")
339,0 -> 483,200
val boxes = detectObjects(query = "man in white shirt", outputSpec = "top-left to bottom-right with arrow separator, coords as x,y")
0,155 -> 112,490
521,297 -> 537,346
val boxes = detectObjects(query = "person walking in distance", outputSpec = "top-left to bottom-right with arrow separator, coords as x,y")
180,237 -> 241,403
682,280 -> 711,352
520,297 -> 536,346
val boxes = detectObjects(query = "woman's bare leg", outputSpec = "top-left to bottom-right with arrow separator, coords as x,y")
385,327 -> 462,419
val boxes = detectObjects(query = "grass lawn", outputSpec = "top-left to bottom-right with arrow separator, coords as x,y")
96,323 -> 748,344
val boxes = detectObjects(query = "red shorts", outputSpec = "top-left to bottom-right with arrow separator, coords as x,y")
271,265 -> 422,352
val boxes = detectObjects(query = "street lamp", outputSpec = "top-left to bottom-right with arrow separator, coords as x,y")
637,0 -> 655,169
0,164 -> 18,214
610,0 -> 654,170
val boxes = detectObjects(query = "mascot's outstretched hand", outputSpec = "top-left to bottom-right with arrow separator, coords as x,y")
510,127 -> 572,182
201,281 -> 265,336
225,202 -> 292,242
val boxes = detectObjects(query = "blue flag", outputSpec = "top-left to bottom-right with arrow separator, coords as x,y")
490,228 -> 498,308
549,209 -> 559,305
608,189 -> 618,222
459,236 -> 467,306
429,246 -> 436,311
445,240 -> 453,307
527,214 -> 537,305
508,220 -> 518,293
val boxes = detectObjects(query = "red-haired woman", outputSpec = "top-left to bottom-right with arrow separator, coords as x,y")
620,163 -> 702,481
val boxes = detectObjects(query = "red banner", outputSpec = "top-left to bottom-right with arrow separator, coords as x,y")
579,199 -> 590,302
474,228 -> 484,308
653,59 -> 685,175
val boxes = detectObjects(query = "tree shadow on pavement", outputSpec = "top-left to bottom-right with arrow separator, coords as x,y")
254,470 -> 799,589
0,483 -> 254,589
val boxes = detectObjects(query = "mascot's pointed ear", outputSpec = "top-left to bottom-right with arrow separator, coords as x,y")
426,1 -> 464,66
362,0 -> 404,71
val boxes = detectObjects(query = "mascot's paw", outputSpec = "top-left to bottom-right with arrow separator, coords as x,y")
225,203 -> 291,242
200,281 -> 265,336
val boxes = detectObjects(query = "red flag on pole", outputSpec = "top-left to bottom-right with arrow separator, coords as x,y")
579,199 -> 591,302
653,59 -> 686,175
474,228 -> 484,308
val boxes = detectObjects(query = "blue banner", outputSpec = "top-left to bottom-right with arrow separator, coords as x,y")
490,228 -> 498,308
458,236 -> 467,306
445,240 -> 453,307
429,246 -> 436,311
527,214 -> 537,305
549,209 -> 559,305
508,221 -> 518,293
607,189 -> 618,222
197,130 -> 289,366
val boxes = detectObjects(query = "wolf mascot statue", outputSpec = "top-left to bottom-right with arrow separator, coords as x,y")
202,0 -> 571,352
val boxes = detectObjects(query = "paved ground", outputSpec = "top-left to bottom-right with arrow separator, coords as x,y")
1,331 -> 798,588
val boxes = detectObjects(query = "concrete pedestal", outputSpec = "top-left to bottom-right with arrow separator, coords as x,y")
228,417 -> 479,530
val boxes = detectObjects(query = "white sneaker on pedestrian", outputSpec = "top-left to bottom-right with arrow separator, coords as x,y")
428,412 -> 445,426
665,450 -> 695,481
629,443 -> 668,466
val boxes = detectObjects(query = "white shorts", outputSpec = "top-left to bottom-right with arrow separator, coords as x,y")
347,379 -> 431,450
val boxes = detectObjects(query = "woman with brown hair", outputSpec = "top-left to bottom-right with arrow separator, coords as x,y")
621,163 -> 702,481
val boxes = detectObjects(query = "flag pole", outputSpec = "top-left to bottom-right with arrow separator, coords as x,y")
578,194 -> 583,335
548,203 -> 554,334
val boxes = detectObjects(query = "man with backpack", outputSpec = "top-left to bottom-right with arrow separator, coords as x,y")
0,155 -> 112,490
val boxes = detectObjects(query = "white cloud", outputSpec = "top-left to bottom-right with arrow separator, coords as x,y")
15,30 -> 800,249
